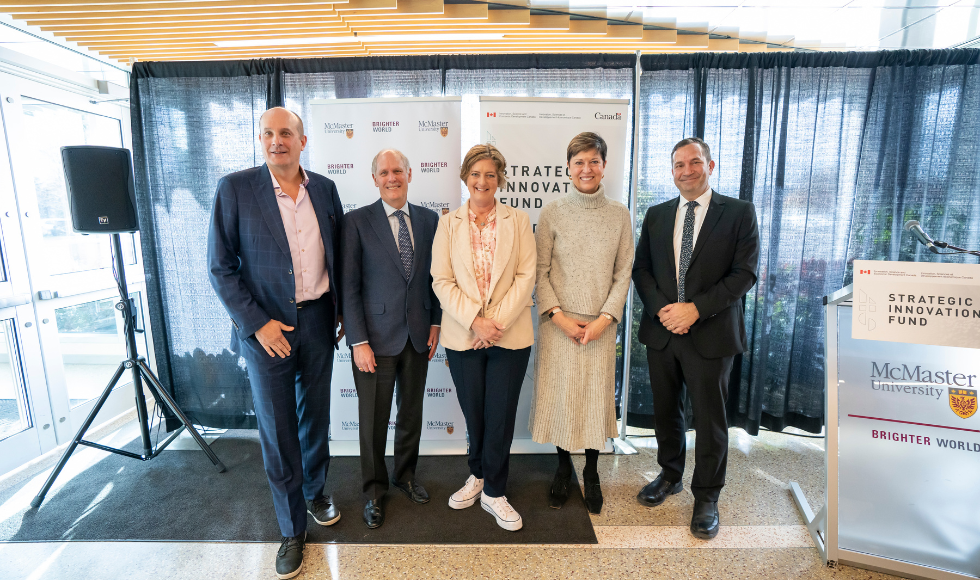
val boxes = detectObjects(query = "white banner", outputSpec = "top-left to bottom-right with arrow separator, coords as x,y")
480,97 -> 631,442
838,306 -> 980,577
852,260 -> 980,349
309,97 -> 465,442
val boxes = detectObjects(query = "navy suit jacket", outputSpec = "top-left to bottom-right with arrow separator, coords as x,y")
207,164 -> 344,354
341,199 -> 441,357
632,191 -> 759,359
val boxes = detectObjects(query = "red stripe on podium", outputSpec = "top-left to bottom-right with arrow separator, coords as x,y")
848,414 -> 980,433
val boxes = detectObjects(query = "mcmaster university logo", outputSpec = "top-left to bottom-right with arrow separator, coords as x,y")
949,388 -> 977,419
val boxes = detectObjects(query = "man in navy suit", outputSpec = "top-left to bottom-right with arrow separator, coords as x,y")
342,149 -> 441,529
208,107 -> 344,579
632,137 -> 759,541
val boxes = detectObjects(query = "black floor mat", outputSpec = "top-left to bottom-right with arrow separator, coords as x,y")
0,430 -> 597,545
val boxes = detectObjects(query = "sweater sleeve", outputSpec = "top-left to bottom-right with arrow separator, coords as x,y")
534,204 -> 561,316
599,206 -> 636,322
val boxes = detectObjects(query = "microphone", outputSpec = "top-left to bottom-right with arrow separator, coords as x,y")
904,220 -> 939,254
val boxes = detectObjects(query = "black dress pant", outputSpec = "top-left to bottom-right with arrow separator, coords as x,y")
646,333 -> 733,502
352,339 -> 428,501
445,346 -> 531,498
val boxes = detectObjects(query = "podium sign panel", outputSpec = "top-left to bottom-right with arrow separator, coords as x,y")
852,260 -> 980,349
838,306 -> 980,577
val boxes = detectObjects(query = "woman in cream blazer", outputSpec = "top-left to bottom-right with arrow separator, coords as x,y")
431,144 -> 536,532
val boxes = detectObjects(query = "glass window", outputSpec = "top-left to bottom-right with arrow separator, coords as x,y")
55,293 -> 147,408
19,97 -> 137,275
0,319 -> 31,441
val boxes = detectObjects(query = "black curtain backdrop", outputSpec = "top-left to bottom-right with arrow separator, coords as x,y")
131,50 -> 980,434
626,49 -> 980,435
130,54 -> 635,430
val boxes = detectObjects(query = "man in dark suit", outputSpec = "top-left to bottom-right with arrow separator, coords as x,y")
208,107 -> 344,579
632,137 -> 759,540
342,149 -> 441,529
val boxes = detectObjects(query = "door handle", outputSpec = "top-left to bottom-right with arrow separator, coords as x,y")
0,293 -> 31,308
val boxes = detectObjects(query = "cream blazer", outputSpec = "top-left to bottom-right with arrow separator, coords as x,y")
431,201 -> 536,351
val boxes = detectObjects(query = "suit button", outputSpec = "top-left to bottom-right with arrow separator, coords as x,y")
289,298 -> 294,303
288,269 -> 293,275
407,308 -> 412,313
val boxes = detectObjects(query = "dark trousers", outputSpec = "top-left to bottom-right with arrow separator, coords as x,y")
352,339 -> 428,501
646,334 -> 733,502
445,346 -> 531,498
241,296 -> 334,537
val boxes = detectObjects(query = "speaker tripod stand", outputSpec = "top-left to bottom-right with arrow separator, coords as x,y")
31,234 -> 224,509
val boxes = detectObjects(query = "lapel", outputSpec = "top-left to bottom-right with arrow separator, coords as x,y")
407,202 -> 424,283
306,173 -> 336,266
366,199 -> 407,280
688,190 -> 725,268
486,202 -> 513,299
452,203 -> 476,283
661,197 -> 680,278
250,165 -> 290,258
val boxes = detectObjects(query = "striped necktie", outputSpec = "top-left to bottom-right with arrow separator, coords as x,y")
393,209 -> 414,277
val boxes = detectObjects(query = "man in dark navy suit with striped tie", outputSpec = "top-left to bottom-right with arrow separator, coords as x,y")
208,107 -> 344,579
342,149 -> 441,529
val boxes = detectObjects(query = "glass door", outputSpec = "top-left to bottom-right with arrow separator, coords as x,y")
0,71 -> 152,473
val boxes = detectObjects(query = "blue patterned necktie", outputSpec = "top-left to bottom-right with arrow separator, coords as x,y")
393,209 -> 414,277
677,200 -> 699,303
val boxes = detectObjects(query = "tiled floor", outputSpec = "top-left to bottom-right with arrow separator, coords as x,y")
0,419 -> 904,580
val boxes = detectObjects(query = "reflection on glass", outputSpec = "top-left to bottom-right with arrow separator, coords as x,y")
19,97 -> 137,275
0,320 -> 31,441
56,293 -> 147,408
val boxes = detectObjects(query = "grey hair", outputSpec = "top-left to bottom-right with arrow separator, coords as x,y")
371,148 -> 411,174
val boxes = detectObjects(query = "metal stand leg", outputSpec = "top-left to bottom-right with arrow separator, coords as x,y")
790,481 -> 827,558
30,233 -> 224,509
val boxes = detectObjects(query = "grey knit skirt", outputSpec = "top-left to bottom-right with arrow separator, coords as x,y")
529,311 -> 619,451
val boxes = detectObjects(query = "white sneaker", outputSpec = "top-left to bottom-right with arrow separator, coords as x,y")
448,475 -> 484,509
481,492 -> 523,531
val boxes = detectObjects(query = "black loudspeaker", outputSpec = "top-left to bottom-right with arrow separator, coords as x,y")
60,145 -> 139,233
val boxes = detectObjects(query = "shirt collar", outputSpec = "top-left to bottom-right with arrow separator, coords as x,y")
382,199 -> 410,217
679,187 -> 712,209
269,166 -> 310,196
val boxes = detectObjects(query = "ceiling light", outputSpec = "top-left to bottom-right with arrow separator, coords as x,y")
214,33 -> 506,48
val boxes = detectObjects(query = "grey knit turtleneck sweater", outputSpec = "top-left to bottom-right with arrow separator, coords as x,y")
534,182 -> 635,319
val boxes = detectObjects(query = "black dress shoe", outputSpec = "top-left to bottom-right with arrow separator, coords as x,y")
636,474 -> 683,507
392,479 -> 430,504
583,474 -> 603,515
548,469 -> 571,509
690,499 -> 720,539
275,531 -> 305,579
363,499 -> 385,529
307,495 -> 341,526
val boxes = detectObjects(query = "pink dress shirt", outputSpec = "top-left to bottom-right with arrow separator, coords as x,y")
270,167 -> 330,303
468,201 -> 497,307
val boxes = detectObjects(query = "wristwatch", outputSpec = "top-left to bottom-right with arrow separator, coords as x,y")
548,307 -> 562,319
600,312 -> 614,321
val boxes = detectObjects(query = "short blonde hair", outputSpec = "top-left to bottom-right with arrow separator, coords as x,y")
460,144 -> 507,190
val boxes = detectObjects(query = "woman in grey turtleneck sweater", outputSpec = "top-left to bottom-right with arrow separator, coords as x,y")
529,132 -> 635,514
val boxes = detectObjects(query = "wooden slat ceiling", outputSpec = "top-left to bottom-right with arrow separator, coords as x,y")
0,0 -> 799,63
